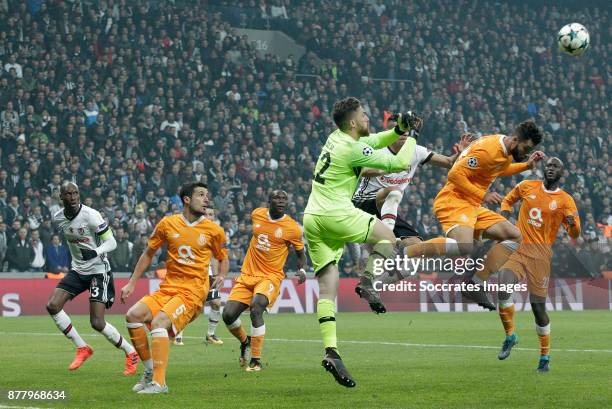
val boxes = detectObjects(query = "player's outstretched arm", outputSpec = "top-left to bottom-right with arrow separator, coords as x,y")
501,151 -> 545,176
429,133 -> 476,169
120,246 -> 157,303
563,199 -> 581,239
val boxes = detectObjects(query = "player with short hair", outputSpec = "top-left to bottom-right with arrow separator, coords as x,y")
45,182 -> 138,374
495,157 -> 580,372
352,132 -> 474,305
404,121 -> 545,310
174,206 -> 225,346
121,182 -> 228,394
223,190 -> 306,372
303,96 -> 422,387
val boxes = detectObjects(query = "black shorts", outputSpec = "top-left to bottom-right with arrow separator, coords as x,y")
353,198 -> 422,240
56,269 -> 115,309
206,275 -> 221,302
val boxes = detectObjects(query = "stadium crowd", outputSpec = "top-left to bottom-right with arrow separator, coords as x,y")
0,0 -> 609,276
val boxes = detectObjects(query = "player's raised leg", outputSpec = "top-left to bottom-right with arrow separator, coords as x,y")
126,302 -> 154,391
246,294 -> 270,371
531,294 -> 551,372
355,219 -> 398,313
222,300 -> 250,366
89,300 -> 138,375
496,268 -> 520,360
46,287 -> 92,370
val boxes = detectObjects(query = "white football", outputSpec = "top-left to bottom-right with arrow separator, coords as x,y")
557,23 -> 589,56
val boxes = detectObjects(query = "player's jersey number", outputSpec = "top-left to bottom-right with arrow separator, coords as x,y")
314,152 -> 331,184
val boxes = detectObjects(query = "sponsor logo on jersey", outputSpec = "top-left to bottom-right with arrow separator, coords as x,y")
467,157 -> 478,168
177,245 -> 196,265
528,207 -> 543,228
379,175 -> 412,185
68,237 -> 91,244
256,233 -> 271,252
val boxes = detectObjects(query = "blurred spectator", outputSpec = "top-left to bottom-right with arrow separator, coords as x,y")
7,228 -> 34,272
30,230 -> 45,272
45,234 -> 70,274
0,221 -> 7,270
109,227 -> 133,273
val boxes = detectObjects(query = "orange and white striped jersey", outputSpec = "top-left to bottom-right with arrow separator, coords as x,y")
149,214 -> 227,302
501,180 -> 581,258
241,208 -> 304,280
439,135 -> 530,206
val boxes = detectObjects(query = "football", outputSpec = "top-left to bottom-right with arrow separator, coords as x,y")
557,23 -> 589,56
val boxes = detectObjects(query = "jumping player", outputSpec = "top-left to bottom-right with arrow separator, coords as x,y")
495,157 -> 580,372
223,190 -> 307,371
303,96 -> 423,387
121,182 -> 228,394
45,182 -> 139,374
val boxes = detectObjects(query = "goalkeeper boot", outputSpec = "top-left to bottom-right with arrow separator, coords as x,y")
239,335 -> 251,367
537,355 -> 550,373
322,348 -> 356,388
355,276 -> 387,314
498,333 -> 518,360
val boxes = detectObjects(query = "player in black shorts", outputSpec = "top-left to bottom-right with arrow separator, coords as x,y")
45,182 -> 139,374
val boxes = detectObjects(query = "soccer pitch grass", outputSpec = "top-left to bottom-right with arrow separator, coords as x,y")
1,311 -> 611,409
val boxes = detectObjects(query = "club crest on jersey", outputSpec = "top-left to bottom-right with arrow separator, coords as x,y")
467,157 -> 478,168
198,233 -> 206,246
274,227 -> 283,238
78,227 -> 85,235
549,200 -> 558,210
362,146 -> 373,156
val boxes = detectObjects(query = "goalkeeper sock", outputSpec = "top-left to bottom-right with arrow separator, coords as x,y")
476,241 -> 517,281
317,299 -> 337,350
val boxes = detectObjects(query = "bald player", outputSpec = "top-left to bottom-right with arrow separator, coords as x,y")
494,157 -> 580,372
45,182 -> 138,375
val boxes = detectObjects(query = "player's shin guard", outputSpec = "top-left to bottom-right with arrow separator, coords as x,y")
317,299 -> 337,350
127,322 -> 153,371
52,309 -> 87,348
250,325 -> 265,359
536,323 -> 551,356
208,309 -> 221,336
406,237 -> 460,258
380,190 -> 402,230
227,318 -> 247,343
498,301 -> 516,336
364,239 -> 394,279
151,328 -> 169,386
101,322 -> 135,354
476,240 -> 517,281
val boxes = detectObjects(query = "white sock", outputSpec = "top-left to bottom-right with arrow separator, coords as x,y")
101,322 -> 135,354
380,190 -> 402,230
52,310 -> 87,348
208,309 -> 221,336
251,324 -> 265,337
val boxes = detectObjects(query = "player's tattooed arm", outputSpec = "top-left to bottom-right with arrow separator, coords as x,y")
295,248 -> 307,285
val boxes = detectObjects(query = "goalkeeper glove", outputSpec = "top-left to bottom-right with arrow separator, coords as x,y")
80,248 -> 98,261
390,112 -> 424,139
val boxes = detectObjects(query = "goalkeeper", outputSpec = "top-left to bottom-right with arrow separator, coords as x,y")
303,97 -> 423,387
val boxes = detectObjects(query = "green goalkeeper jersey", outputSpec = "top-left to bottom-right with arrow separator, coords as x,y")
304,128 -> 417,216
